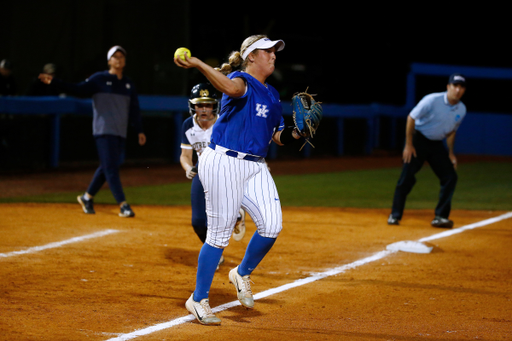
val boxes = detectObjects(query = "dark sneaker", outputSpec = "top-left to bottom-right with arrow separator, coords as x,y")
431,216 -> 453,228
77,194 -> 95,214
119,203 -> 135,218
387,214 -> 399,225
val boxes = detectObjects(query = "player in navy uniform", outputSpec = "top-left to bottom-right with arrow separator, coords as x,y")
39,46 -> 146,217
388,73 -> 467,228
180,83 -> 246,270
175,35 -> 305,325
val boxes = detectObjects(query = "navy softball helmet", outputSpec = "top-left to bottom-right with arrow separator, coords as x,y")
188,83 -> 219,116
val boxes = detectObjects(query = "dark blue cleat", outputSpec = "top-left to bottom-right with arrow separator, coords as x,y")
77,194 -> 95,214
119,203 -> 135,218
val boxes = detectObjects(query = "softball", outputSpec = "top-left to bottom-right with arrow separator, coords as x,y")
174,47 -> 191,61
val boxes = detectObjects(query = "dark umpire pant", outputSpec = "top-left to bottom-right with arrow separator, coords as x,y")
391,131 -> 458,220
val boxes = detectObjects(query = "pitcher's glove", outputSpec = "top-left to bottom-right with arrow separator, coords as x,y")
292,90 -> 323,149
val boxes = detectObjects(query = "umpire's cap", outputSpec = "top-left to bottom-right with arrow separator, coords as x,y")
448,73 -> 466,86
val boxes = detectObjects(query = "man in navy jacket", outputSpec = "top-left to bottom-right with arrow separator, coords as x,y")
39,46 -> 146,217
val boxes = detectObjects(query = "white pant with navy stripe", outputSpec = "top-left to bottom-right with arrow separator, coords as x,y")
199,146 -> 283,248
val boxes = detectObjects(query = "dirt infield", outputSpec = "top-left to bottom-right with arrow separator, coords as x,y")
1,156 -> 511,340
1,204 -> 511,341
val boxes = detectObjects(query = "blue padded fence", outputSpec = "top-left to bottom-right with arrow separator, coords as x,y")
1,63 -> 511,168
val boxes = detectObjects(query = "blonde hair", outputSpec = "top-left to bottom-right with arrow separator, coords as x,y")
215,35 -> 267,75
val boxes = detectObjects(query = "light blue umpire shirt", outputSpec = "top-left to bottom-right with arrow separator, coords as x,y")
409,91 -> 466,141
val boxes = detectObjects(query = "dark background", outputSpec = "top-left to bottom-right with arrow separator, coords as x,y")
1,2 -> 510,170
2,2 -> 510,107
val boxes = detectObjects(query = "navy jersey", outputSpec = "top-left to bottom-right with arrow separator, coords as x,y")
53,71 -> 143,138
210,71 -> 285,157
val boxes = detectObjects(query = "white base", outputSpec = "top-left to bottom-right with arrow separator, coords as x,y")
386,241 -> 433,254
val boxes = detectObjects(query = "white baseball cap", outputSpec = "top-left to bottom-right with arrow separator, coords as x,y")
107,45 -> 127,60
242,38 -> 285,60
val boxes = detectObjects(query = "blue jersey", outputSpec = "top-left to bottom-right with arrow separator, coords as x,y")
410,91 -> 466,141
53,71 -> 143,138
210,71 -> 285,157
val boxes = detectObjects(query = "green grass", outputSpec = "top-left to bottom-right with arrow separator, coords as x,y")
1,162 -> 511,211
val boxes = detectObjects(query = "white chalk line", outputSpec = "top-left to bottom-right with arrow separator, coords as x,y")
0,229 -> 120,258
109,212 -> 510,340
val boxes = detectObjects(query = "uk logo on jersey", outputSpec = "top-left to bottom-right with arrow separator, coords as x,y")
255,103 -> 269,118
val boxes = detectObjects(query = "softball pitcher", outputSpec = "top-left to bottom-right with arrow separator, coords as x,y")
175,35 -> 305,325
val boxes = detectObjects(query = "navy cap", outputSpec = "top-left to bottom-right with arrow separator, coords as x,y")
448,73 -> 466,86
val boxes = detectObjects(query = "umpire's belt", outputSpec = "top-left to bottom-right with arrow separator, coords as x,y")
209,143 -> 264,162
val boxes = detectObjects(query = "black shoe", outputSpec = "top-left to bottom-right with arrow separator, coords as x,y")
431,216 -> 453,228
387,214 -> 400,225
119,203 -> 135,218
77,194 -> 95,214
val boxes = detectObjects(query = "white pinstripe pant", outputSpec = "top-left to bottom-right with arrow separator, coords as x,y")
198,146 -> 283,248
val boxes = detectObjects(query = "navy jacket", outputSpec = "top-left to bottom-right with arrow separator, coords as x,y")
53,71 -> 143,138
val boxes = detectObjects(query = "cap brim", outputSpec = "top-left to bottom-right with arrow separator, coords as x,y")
190,98 -> 217,105
242,39 -> 285,60
258,40 -> 285,52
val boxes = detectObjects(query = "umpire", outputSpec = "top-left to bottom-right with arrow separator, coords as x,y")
388,73 -> 467,228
